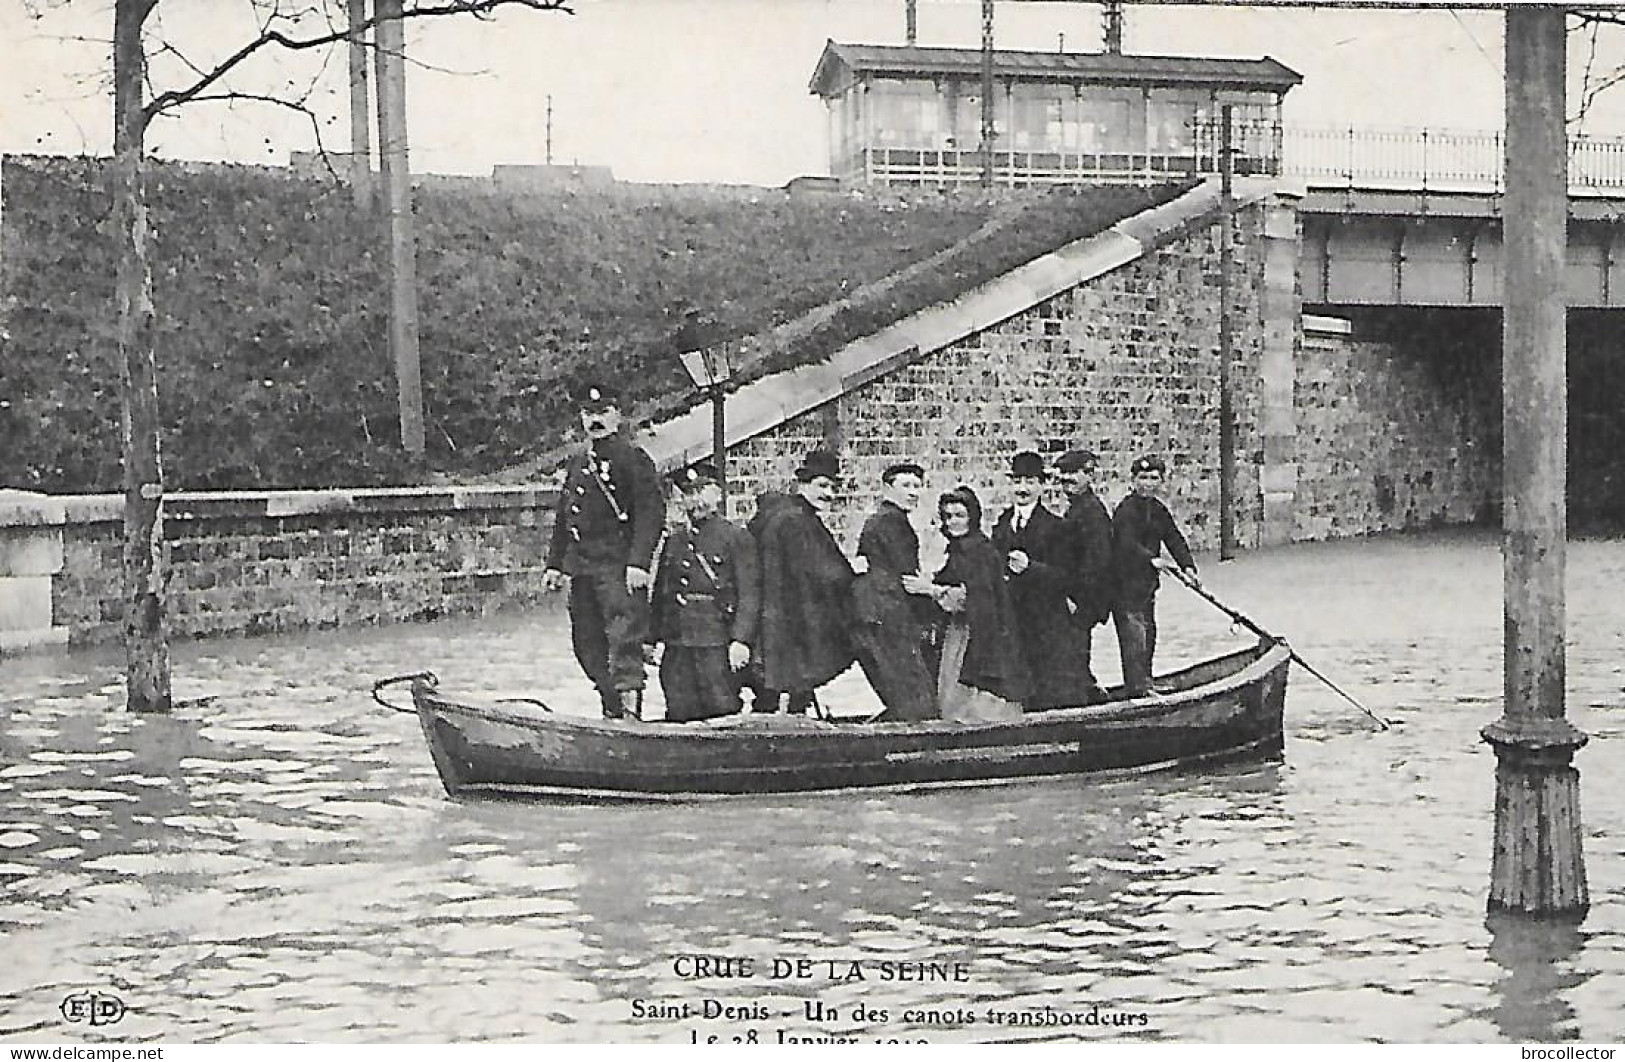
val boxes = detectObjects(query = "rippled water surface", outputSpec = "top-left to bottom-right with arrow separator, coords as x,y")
2,530 -> 1621,1044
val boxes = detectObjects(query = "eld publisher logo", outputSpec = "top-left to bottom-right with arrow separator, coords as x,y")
60,991 -> 127,1027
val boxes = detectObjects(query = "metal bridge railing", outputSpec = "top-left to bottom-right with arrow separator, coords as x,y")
1281,124 -> 1625,194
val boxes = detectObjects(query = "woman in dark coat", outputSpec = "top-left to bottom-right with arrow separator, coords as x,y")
931,486 -> 1031,721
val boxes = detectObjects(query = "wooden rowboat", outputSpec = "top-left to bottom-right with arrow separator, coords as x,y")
376,637 -> 1291,803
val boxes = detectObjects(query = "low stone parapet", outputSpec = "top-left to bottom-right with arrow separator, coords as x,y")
0,489 -> 70,651
8,484 -> 558,649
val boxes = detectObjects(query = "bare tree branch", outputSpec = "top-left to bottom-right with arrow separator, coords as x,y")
159,89 -> 342,172
142,0 -> 572,122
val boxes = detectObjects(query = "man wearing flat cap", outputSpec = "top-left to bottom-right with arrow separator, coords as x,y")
543,383 -> 665,720
650,462 -> 759,722
749,448 -> 861,716
1053,448 -> 1116,704
1112,454 -> 1199,696
993,451 -> 1096,710
850,460 -> 938,721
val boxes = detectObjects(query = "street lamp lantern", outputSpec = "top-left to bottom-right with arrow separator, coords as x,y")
676,342 -> 734,394
674,312 -> 736,505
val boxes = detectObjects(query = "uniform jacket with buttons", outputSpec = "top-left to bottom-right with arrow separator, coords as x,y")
651,514 -> 760,647
545,435 -> 664,575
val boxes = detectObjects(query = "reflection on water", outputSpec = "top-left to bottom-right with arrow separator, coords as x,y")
0,530 -> 1621,1043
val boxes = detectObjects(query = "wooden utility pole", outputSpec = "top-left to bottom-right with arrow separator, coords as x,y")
113,0 -> 171,714
1217,104 -> 1237,560
347,0 -> 373,209
1102,0 -> 1124,54
374,0 -> 425,458
979,0 -> 994,188
1482,4 -> 1588,919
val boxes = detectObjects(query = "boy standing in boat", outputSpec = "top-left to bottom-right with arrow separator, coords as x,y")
992,451 -> 1094,710
542,384 -> 665,721
650,463 -> 760,722
750,449 -> 863,716
1054,449 -> 1116,704
1111,454 -> 1200,697
851,462 -> 938,721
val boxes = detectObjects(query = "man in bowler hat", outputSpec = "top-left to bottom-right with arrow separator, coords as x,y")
650,462 -> 759,722
992,450 -> 1096,709
542,384 -> 665,720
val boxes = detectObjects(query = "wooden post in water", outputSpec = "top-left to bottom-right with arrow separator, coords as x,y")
1483,5 -> 1588,920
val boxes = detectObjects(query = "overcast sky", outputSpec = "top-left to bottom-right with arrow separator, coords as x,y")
6,1 -> 1625,185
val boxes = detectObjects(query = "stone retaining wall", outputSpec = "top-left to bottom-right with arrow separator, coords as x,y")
720,197 -> 1297,552
1293,316 -> 1499,540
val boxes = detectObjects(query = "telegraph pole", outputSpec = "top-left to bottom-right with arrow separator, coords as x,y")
1102,0 -> 1124,54
980,0 -> 995,188
374,0 -> 424,458
1483,4 -> 1587,919
1218,104 -> 1237,560
347,0 -> 373,208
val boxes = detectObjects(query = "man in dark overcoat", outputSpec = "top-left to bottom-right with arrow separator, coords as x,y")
750,449 -> 860,716
542,384 -> 665,720
850,461 -> 938,721
1054,448 -> 1116,704
650,462 -> 760,722
991,450 -> 1095,710
1111,454 -> 1200,696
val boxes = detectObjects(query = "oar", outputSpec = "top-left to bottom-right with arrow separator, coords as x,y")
1162,565 -> 1392,730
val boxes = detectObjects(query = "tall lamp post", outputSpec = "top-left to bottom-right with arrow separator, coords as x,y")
676,332 -> 736,507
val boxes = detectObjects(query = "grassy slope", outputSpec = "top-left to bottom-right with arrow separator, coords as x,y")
0,156 -> 1189,491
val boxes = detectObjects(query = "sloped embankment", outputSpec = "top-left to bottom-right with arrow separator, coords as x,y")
0,155 -> 1188,491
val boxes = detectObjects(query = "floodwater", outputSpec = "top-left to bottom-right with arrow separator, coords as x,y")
0,529 -> 1620,1044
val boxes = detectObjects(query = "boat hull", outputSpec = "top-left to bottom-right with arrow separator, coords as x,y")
407,639 -> 1290,802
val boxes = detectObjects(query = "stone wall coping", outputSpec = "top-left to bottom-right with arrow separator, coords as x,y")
1304,314 -> 1354,336
49,484 -> 560,526
0,490 -> 66,529
640,177 -> 1294,470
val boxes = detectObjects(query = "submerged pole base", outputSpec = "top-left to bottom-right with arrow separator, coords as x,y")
1481,717 -> 1589,920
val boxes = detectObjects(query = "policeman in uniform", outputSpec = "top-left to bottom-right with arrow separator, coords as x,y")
542,384 -> 664,720
650,462 -> 760,722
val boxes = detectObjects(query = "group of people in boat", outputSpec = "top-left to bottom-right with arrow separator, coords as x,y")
541,382 -> 1200,724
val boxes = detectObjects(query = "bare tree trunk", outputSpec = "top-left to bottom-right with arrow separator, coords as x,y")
348,0 -> 374,209
114,0 -> 170,713
374,0 -> 424,458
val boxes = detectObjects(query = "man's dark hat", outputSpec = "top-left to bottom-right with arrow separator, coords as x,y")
1054,449 -> 1100,473
1009,451 -> 1045,479
882,461 -> 925,482
577,383 -> 620,412
671,461 -> 719,492
795,448 -> 841,483
1131,454 -> 1167,476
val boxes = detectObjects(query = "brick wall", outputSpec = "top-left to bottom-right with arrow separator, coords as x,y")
1294,318 -> 1499,540
48,487 -> 557,645
724,204 -> 1276,552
